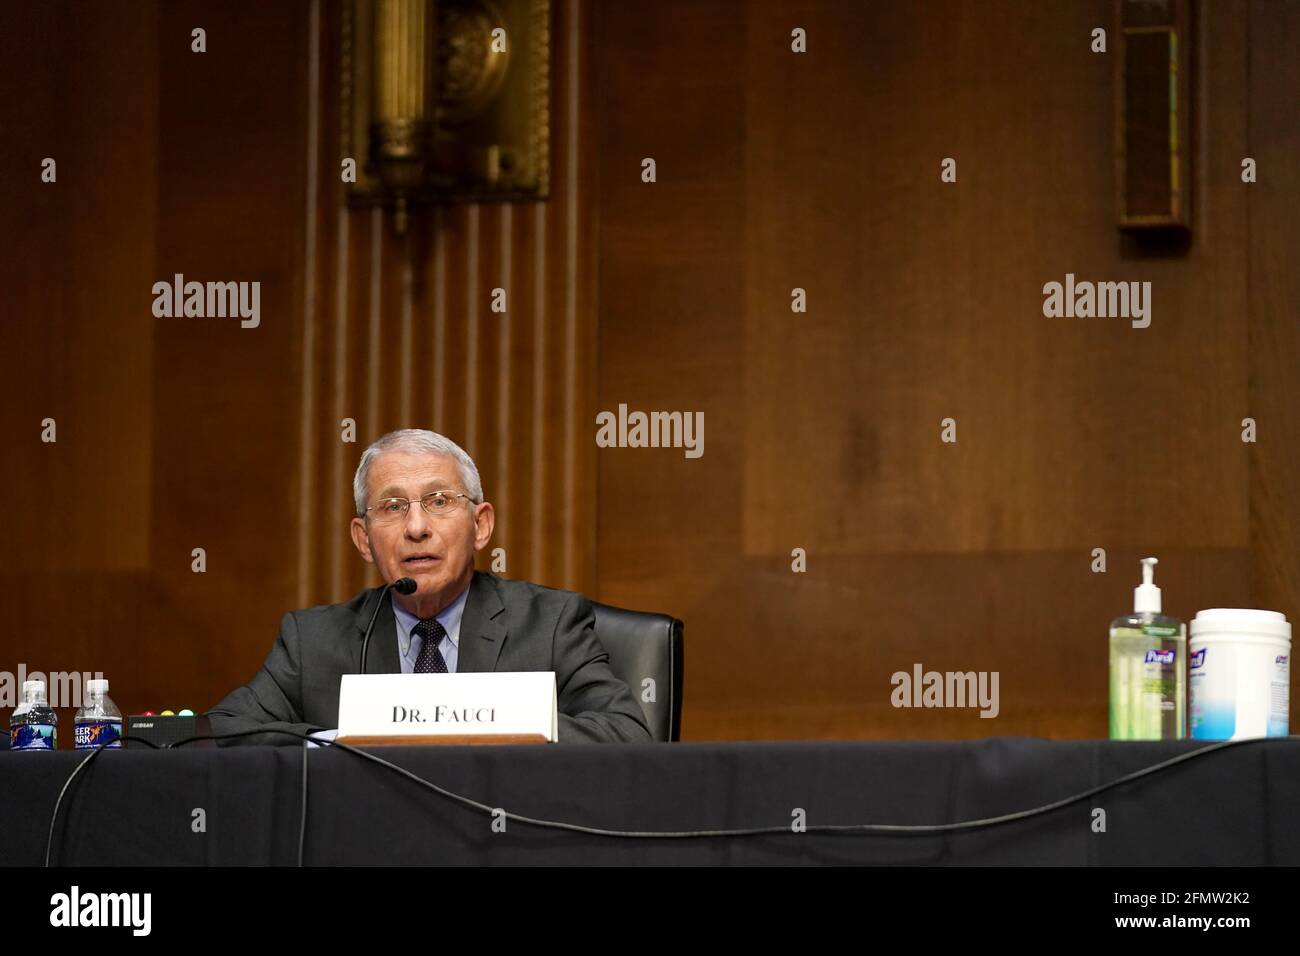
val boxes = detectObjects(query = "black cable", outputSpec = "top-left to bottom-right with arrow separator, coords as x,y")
298,742 -> 309,867
43,735 -> 160,867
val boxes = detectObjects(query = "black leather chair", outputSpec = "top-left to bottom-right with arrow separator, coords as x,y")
592,602 -> 683,742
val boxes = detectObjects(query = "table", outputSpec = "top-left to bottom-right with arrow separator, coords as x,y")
4,737 -> 1297,865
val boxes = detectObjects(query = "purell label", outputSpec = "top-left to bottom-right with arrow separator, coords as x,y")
11,724 -> 57,750
1144,649 -> 1176,665
74,720 -> 123,749
1191,648 -> 1207,669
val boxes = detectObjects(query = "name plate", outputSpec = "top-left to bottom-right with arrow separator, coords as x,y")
337,672 -> 557,744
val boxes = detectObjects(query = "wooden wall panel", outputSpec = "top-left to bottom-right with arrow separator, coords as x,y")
1249,0 -> 1300,632
0,0 -> 311,721
2,0 -> 1296,748
742,0 -> 1248,557
144,0 -> 312,708
0,0 -> 158,575
592,0 -> 1272,741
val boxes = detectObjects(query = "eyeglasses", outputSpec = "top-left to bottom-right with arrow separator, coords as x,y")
364,491 -> 476,523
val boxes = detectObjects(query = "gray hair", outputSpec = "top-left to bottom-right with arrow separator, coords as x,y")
352,429 -> 484,516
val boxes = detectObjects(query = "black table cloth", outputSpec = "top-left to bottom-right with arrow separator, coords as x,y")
4,737 -> 1297,865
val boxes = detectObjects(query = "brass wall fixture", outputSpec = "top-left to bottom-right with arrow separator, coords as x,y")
343,0 -> 551,233
1114,0 -> 1191,233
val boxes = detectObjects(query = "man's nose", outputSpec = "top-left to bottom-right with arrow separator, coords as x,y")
404,505 -> 432,539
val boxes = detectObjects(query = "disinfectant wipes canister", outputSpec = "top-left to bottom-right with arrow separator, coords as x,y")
1189,608 -> 1291,739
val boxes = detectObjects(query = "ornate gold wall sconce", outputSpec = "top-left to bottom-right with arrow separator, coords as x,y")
343,0 -> 551,234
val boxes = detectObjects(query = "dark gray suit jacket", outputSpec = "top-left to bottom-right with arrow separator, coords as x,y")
207,571 -> 652,745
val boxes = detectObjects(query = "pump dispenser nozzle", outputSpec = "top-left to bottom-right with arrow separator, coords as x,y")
1134,556 -> 1161,613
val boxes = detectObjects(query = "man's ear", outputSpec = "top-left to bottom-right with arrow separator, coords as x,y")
472,502 -> 495,551
350,516 -> 375,563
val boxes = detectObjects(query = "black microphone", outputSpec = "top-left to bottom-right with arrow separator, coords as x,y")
359,577 -> 417,674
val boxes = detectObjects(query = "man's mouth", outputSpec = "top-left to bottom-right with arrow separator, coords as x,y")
401,553 -> 441,568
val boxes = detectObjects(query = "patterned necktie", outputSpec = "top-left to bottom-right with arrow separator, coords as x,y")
413,618 -> 448,673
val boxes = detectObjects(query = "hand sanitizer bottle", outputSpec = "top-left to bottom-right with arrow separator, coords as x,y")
1109,557 -> 1186,740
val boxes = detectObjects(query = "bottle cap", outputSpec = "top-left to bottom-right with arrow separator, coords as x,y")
86,678 -> 109,695
22,679 -> 47,703
1134,556 -> 1162,613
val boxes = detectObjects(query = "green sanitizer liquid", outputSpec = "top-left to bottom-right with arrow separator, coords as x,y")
1108,558 -> 1186,740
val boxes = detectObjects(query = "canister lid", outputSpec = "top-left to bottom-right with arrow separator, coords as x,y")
1190,608 -> 1291,640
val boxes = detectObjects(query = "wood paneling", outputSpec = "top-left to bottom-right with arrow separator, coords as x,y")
0,0 -> 595,728
592,0 -> 1284,741
2,0 -> 1297,747
0,1 -> 158,575
0,0 -> 311,719
1248,0 -> 1300,632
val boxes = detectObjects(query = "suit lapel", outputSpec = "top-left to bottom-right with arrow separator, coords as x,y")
456,571 -> 507,673
355,588 -> 401,675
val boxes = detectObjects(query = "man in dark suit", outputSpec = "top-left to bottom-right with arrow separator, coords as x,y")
208,429 -> 651,745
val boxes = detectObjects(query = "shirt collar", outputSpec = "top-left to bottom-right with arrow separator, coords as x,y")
392,580 -> 470,656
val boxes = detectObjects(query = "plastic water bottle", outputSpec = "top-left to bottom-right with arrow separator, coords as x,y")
10,679 -> 58,751
75,678 -> 123,749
